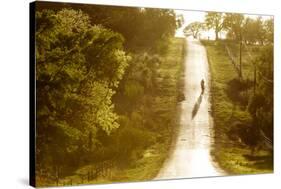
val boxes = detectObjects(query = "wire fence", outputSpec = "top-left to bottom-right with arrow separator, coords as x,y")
37,160 -> 115,186
224,44 -> 241,77
224,41 -> 273,150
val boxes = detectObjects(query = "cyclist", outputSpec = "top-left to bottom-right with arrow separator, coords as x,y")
201,79 -> 205,93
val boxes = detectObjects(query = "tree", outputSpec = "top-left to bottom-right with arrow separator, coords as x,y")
248,45 -> 273,146
264,18 -> 273,44
183,22 -> 204,38
205,12 -> 224,40
136,8 -> 177,53
243,17 -> 267,45
223,13 -> 244,41
35,8 -> 130,177
243,17 -> 259,44
36,1 -> 178,53
222,13 -> 245,78
35,3 -> 180,186
254,17 -> 266,45
176,14 -> 184,29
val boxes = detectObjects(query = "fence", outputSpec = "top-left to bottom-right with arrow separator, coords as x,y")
37,160 -> 115,186
225,42 -> 273,150
61,160 -> 115,186
224,44 -> 241,77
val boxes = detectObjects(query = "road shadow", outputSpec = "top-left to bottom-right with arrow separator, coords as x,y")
191,93 -> 203,119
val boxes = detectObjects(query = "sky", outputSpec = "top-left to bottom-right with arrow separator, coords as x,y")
175,10 -> 217,39
175,10 -> 273,39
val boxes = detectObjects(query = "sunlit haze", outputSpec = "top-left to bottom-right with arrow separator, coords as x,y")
175,10 -> 221,39
175,10 -> 272,39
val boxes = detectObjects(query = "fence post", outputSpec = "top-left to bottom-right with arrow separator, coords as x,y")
55,166 -> 59,186
239,39 -> 243,79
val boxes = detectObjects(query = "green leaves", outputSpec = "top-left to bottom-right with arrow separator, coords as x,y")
35,5 -> 179,184
96,104 -> 119,135
56,9 -> 91,35
36,8 -> 130,172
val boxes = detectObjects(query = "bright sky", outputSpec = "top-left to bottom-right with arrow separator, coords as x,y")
175,10 -> 273,39
175,10 -> 218,39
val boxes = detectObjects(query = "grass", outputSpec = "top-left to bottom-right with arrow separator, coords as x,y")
53,37 -> 186,186
107,37 -> 185,182
57,143 -> 170,186
202,40 -> 273,174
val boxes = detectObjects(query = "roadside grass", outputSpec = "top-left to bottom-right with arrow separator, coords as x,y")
60,142 -> 169,186
107,37 -> 186,182
202,40 -> 273,174
58,37 -> 186,186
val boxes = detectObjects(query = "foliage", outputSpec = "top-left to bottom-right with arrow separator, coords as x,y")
36,8 -> 130,179
36,1 -> 178,52
248,45 -> 273,140
35,3 -> 180,186
205,12 -> 224,40
183,21 -> 204,38
264,18 -> 274,43
223,13 -> 244,41
204,11 -> 273,45
202,40 -> 273,174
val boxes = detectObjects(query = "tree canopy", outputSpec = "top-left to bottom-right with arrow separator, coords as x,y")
223,13 -> 244,41
36,8 -> 130,174
205,12 -> 224,40
36,2 -> 178,52
183,21 -> 204,38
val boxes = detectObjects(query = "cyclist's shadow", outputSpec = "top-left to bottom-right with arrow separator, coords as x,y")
191,91 -> 204,120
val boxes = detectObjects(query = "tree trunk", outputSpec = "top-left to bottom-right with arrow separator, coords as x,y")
215,30 -> 219,40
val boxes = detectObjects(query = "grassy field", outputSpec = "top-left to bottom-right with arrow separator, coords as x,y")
202,40 -> 273,174
56,37 -> 186,186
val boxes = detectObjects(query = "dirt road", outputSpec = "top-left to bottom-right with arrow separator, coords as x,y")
156,38 -> 225,179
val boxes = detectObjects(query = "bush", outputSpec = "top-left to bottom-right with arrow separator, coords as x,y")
225,78 -> 253,105
124,80 -> 144,103
114,124 -> 155,166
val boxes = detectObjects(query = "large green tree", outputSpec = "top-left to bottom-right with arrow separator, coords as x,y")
36,9 -> 130,177
36,1 -> 178,53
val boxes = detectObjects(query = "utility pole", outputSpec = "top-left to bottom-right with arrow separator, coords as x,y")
239,37 -> 243,79
254,62 -> 256,95
239,27 -> 243,80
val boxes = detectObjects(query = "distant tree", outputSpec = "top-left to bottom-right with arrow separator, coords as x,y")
254,17 -> 267,45
205,12 -> 224,40
243,17 -> 266,44
176,14 -> 185,29
183,22 -> 204,38
264,18 -> 273,44
223,13 -> 244,41
243,17 -> 260,44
